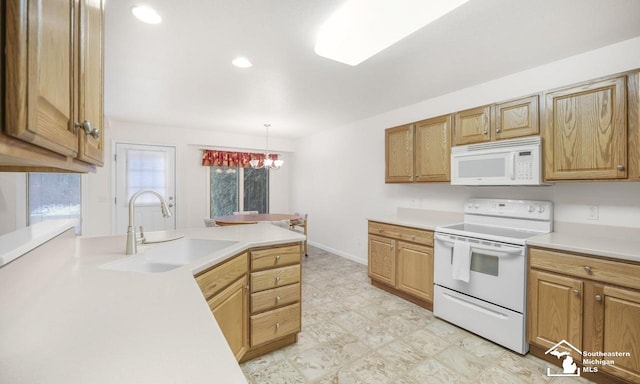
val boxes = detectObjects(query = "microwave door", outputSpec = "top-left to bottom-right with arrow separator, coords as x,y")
453,151 -> 511,185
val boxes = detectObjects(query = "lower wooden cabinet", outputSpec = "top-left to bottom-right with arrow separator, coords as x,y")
528,247 -> 640,383
208,274 -> 248,360
396,241 -> 433,302
367,221 -> 434,309
195,242 -> 303,363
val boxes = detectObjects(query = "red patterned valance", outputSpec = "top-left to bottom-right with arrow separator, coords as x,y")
201,150 -> 278,168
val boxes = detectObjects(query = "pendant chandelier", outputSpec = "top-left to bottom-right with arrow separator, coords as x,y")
249,123 -> 284,170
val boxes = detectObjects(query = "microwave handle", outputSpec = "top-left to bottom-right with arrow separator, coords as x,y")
509,152 -> 516,180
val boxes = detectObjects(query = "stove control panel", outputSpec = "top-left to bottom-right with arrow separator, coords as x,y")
464,198 -> 553,221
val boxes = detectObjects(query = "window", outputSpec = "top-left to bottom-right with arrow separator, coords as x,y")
209,166 -> 268,217
28,173 -> 81,234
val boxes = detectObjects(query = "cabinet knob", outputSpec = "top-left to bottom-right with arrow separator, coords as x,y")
74,120 -> 100,139
275,276 -> 281,282
245,285 -> 250,291
595,295 -> 602,302
496,128 -> 501,133
617,164 -> 625,171
275,255 -> 281,261
584,266 -> 592,273
275,296 -> 281,302
378,228 -> 382,233
483,129 -> 489,135
572,289 -> 580,296
275,322 -> 281,330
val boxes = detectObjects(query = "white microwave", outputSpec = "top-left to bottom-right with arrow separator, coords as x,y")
451,137 -> 545,186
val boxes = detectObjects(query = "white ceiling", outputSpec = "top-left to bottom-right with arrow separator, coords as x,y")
105,0 -> 640,139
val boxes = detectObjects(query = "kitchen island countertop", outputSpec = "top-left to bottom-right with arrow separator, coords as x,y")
0,223 -> 305,384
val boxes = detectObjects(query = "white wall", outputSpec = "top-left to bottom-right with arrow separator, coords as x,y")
292,36 -> 640,264
83,119 -> 296,236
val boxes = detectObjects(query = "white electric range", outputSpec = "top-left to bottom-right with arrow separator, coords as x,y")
433,198 -> 553,354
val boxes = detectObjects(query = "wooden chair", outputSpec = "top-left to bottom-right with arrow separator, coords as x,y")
290,212 -> 308,256
233,210 -> 259,215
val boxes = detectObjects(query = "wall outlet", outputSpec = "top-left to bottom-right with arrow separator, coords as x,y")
587,205 -> 599,220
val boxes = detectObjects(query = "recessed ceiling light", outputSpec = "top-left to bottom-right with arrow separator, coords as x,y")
315,0 -> 470,66
232,57 -> 253,68
131,5 -> 162,24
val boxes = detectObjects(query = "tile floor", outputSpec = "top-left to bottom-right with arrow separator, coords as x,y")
241,246 -> 592,384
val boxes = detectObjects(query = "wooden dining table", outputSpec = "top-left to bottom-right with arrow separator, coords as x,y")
214,213 -> 300,226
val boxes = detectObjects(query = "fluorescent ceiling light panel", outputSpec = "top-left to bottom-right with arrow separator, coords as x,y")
315,0 -> 470,66
131,6 -> 162,24
232,57 -> 253,68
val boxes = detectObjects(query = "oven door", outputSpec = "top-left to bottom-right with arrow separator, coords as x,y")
434,233 -> 526,312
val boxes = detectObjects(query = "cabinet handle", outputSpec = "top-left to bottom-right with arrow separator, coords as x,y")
595,295 -> 602,302
378,229 -> 382,233
275,276 -> 281,282
411,234 -> 416,240
244,285 -> 249,290
275,296 -> 281,302
584,266 -> 592,273
74,120 -> 100,139
275,255 -> 281,261
275,322 -> 281,330
616,164 -> 625,171
572,289 -> 580,296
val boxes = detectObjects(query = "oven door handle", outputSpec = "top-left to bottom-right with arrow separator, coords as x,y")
435,235 -> 523,256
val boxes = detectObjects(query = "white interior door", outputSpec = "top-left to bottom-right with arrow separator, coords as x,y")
115,143 -> 176,234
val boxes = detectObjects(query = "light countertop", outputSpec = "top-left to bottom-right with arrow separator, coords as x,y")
368,208 -> 464,231
0,223 -> 305,384
368,210 -> 639,263
527,221 -> 640,263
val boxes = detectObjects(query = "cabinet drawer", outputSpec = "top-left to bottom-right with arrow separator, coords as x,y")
251,265 -> 300,293
195,253 -> 248,299
368,221 -> 433,246
250,303 -> 301,346
530,248 -> 640,290
251,283 -> 300,313
251,244 -> 301,271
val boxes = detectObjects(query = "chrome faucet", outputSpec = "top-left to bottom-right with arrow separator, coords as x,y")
126,190 -> 172,255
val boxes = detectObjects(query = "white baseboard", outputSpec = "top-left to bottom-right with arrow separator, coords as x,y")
307,241 -> 367,266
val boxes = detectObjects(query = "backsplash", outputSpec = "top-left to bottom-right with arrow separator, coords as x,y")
396,181 -> 640,229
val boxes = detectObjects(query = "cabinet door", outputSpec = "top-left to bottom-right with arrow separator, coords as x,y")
544,76 -> 627,180
414,115 -> 451,182
76,0 -> 104,165
453,105 -> 491,146
368,235 -> 395,286
597,286 -> 640,382
494,95 -> 539,140
5,0 -> 78,157
385,124 -> 414,183
208,275 -> 249,361
528,270 -> 583,360
396,241 -> 433,301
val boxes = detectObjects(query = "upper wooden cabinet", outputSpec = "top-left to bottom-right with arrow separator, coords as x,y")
453,105 -> 491,145
1,0 -> 104,172
414,115 -> 452,182
385,124 -> 414,183
494,95 -> 539,140
543,75 -> 627,180
385,115 -> 452,183
453,96 -> 539,146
